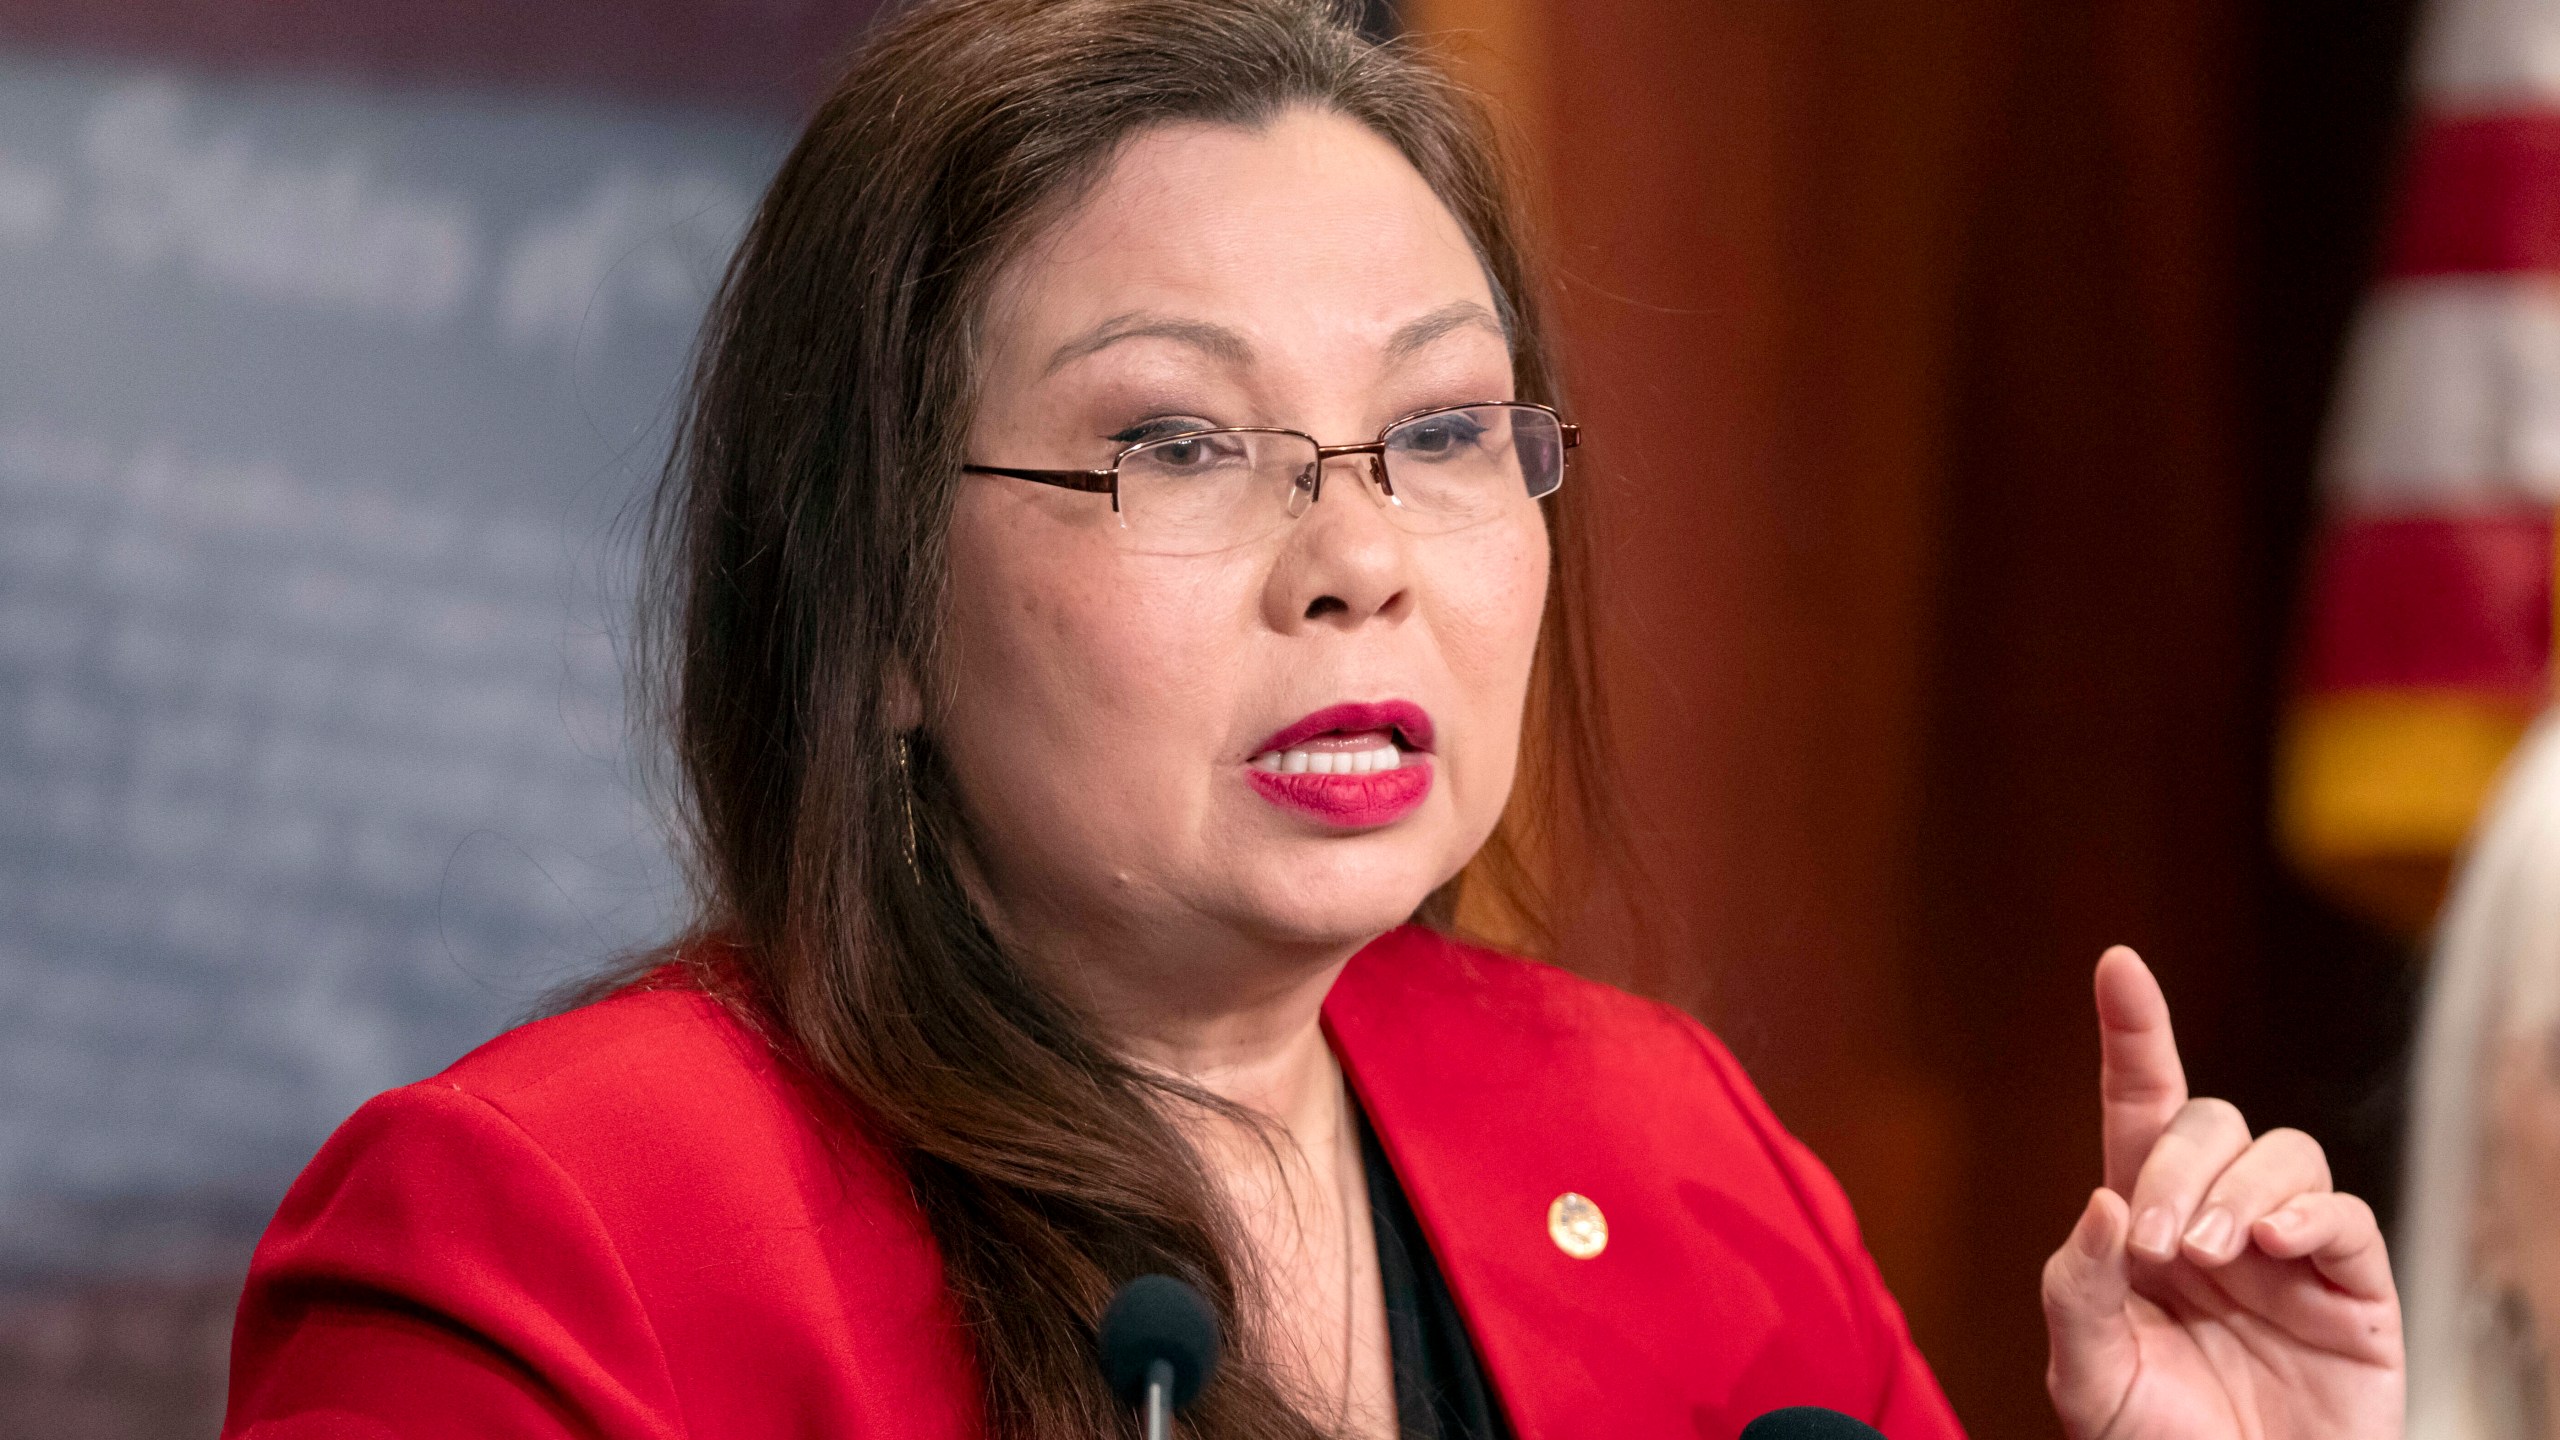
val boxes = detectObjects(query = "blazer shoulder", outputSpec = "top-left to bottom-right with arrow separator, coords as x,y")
401,973 -> 900,1234
426,976 -> 788,1133
1357,927 -> 1861,1241
1334,924 -> 1730,1076
1333,925 -> 1812,1236
234,974 -> 975,1438
1330,927 -> 1961,1438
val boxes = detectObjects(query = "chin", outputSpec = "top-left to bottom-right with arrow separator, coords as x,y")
1224,840 -> 1459,949
1239,897 -> 1426,953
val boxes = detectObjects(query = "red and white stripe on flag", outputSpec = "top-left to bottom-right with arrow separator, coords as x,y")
2277,0 -> 2560,931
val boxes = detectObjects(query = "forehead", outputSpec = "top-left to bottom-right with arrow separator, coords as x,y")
987,107 -> 1499,355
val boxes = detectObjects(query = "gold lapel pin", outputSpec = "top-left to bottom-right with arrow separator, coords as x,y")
1546,1192 -> 1607,1259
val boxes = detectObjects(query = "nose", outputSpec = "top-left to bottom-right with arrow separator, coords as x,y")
1268,448 -> 1411,629
1287,448 -> 1395,519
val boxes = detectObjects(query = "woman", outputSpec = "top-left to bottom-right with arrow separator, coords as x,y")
2405,716 -> 2560,1439
221,2 -> 2404,1436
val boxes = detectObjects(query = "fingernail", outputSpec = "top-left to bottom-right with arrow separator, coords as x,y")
2261,1204 -> 2301,1234
2184,1207 -> 2234,1259
2133,1206 -> 2176,1257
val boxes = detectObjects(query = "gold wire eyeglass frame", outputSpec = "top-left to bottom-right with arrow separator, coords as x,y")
959,401 -> 1581,519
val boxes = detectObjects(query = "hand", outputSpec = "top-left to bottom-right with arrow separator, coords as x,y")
2040,946 -> 2403,1440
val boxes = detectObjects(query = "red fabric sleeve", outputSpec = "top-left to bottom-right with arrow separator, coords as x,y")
1678,1018 -> 1969,1440
222,1083 -> 687,1440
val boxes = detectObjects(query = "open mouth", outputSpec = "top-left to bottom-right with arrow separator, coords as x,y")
1242,701 -> 1435,827
1244,702 -> 1433,825
1245,700 -> 1434,774
1248,726 -> 1417,775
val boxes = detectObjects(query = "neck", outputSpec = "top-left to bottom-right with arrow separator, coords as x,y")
1006,906 -> 1371,1136
997,905 -> 1398,1440
1115,971 -> 1349,1140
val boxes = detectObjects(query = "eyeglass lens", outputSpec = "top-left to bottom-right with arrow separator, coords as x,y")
1112,404 -> 1563,555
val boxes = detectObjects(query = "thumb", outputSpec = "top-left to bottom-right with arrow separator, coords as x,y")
2043,1188 -> 2138,1439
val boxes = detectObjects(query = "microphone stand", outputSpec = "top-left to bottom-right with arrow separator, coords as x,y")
1097,1274 -> 1219,1440
1143,1358 -> 1175,1440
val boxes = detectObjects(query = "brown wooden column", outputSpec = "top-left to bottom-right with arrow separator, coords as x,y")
1413,0 -> 2001,1391
1407,2 -> 2268,1434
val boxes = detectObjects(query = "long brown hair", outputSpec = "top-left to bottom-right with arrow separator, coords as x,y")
637,1 -> 1617,1435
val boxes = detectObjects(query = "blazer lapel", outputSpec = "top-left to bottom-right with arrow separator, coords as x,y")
1324,927 -> 1634,1439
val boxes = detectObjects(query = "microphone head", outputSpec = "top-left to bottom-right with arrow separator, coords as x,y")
1096,1274 -> 1222,1412
1737,1407 -> 1889,1440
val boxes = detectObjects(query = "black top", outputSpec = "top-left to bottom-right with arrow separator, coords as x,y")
1357,1104 -> 1515,1440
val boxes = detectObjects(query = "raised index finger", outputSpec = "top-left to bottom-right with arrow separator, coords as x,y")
2096,945 -> 2189,1195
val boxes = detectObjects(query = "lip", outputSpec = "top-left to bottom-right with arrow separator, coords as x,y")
1244,699 -> 1435,830
1250,700 -> 1435,757
1247,763 -> 1431,828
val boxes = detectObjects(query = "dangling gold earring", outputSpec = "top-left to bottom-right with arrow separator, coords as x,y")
894,732 -> 923,883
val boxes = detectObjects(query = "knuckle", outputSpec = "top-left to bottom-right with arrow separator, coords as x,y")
2129,1148 -> 2199,1203
2104,1076 -> 2181,1105
2256,1125 -> 2315,1154
2041,1248 -> 2073,1299
2183,1096 -> 2247,1137
2261,1127 -> 2333,1181
2137,1102 -> 2245,1179
2144,1126 -> 2204,1164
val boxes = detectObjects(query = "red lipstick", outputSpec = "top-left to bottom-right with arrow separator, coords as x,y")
1251,701 -> 1434,756
1245,700 -> 1434,829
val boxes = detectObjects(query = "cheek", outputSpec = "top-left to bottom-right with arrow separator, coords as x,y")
941,495 -> 1252,819
1426,519 -> 1549,792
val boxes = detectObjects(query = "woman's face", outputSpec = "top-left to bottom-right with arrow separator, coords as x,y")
937,107 -> 1547,973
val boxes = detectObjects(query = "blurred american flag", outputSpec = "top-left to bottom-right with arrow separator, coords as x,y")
2278,0 -> 2560,932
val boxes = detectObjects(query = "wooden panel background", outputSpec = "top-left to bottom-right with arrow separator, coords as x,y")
1411,0 -> 2427,1433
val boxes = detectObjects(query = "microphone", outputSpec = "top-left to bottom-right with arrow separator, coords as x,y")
1738,1407 -> 1889,1440
1096,1274 -> 1222,1440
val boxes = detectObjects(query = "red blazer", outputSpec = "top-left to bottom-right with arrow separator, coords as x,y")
224,926 -> 1964,1439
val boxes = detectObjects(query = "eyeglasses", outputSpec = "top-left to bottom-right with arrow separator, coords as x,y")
961,401 -> 1578,556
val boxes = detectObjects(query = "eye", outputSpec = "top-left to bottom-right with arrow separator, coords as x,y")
1110,416 -> 1220,447
1114,417 -> 1253,476
1392,411 -> 1490,458
1151,435 -> 1212,468
1135,430 -> 1255,474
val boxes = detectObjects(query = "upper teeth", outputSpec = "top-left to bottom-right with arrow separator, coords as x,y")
1251,744 -> 1404,775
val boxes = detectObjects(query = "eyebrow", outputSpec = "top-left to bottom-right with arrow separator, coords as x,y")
1383,300 -> 1509,362
1042,313 -> 1252,376
1040,299 -> 1510,378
